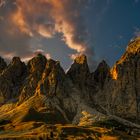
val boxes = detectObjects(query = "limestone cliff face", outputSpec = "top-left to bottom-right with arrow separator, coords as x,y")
19,54 -> 47,102
94,60 -> 110,89
95,37 -> 140,121
67,55 -> 90,89
0,57 -> 26,101
67,55 -> 110,103
67,55 -> 93,102
35,59 -> 79,121
0,57 -> 7,73
0,37 -> 140,125
36,59 -> 69,98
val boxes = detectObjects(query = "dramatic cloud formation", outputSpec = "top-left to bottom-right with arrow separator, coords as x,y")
0,0 -> 94,67
12,0 -> 89,53
15,0 -> 93,59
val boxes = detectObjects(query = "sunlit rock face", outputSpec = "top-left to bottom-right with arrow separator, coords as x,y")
95,37 -> 140,121
0,57 -> 26,101
35,59 -> 70,98
19,54 -> 47,102
35,59 -> 79,122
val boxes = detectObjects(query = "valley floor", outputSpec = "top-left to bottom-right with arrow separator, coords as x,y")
0,122 -> 139,140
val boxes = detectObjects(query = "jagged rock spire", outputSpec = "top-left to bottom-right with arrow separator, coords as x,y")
126,37 -> 140,54
67,54 -> 90,89
0,56 -> 26,100
0,56 -> 7,73
35,59 -> 68,98
94,60 -> 110,88
19,54 -> 47,102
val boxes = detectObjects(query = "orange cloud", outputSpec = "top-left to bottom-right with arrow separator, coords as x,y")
11,7 -> 33,36
49,0 -> 87,53
37,24 -> 55,38
10,0 -> 92,61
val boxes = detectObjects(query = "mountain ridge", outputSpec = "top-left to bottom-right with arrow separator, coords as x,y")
0,37 -> 140,139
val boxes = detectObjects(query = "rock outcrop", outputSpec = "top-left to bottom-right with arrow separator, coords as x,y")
67,55 -> 94,102
67,55 -> 90,89
0,57 -> 26,101
0,57 -> 7,73
94,60 -> 110,89
19,54 -> 47,102
35,59 -> 80,122
95,37 -> 140,122
36,59 -> 68,98
0,37 -> 140,126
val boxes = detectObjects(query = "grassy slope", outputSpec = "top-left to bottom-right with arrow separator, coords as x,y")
0,95 -> 139,139
0,122 -> 139,140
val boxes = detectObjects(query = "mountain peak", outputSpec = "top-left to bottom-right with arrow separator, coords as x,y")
27,54 -> 47,73
97,60 -> 109,68
67,54 -> 89,75
74,54 -> 87,64
0,56 -> 7,73
11,57 -> 22,64
126,37 -> 140,54
94,60 -> 110,88
115,37 -> 140,65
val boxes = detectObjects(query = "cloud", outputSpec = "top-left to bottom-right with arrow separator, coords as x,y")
0,14 -> 34,62
11,6 -> 33,37
0,0 -> 95,68
11,0 -> 94,60
0,0 -> 6,8
0,0 -> 44,62
37,24 -> 55,38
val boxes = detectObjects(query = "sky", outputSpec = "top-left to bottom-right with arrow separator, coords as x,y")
0,0 -> 140,70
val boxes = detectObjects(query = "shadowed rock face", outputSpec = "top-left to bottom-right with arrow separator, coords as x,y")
0,57 -> 7,73
94,60 -> 110,89
67,55 -> 90,89
0,57 -> 26,101
66,55 -> 93,102
66,55 -> 110,103
95,37 -> 140,121
0,37 -> 140,125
